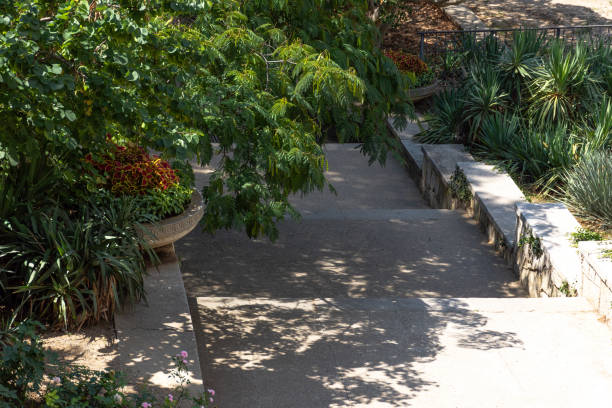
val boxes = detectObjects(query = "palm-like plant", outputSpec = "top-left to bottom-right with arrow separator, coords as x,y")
528,41 -> 602,126
415,88 -> 466,144
499,30 -> 544,104
462,67 -> 509,144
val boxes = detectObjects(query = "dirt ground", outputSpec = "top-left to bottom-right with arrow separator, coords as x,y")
41,322 -> 119,372
383,0 -> 460,54
438,0 -> 612,27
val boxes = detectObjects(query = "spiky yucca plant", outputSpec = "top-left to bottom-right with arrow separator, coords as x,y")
563,151 -> 612,228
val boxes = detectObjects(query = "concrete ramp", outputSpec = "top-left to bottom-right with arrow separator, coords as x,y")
193,297 -> 612,407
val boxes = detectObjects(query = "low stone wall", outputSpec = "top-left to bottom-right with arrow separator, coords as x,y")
443,5 -> 488,30
391,117 -> 611,323
458,162 -> 525,263
579,240 -> 612,327
421,144 -> 473,210
386,117 -> 426,189
514,203 -> 582,298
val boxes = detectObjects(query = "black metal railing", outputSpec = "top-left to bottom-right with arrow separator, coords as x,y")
418,25 -> 612,60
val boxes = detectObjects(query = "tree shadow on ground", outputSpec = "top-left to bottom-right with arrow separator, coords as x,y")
189,297 -> 523,407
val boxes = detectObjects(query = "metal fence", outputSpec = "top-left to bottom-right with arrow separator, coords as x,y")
418,25 -> 612,61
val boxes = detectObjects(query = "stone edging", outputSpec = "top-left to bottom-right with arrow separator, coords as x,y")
442,5 -> 488,31
115,261 -> 204,396
579,240 -> 612,325
388,117 -> 611,325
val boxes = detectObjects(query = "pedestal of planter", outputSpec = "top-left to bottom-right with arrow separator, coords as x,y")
408,80 -> 440,102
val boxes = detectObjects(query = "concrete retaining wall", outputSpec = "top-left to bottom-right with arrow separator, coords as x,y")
390,117 -> 610,321
514,203 -> 582,298
579,240 -> 612,327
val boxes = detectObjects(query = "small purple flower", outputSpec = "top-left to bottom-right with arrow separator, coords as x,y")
182,359 -> 188,364
141,402 -> 152,408
208,389 -> 215,396
180,350 -> 188,358
51,376 -> 61,386
168,393 -> 174,402
210,397 -> 214,403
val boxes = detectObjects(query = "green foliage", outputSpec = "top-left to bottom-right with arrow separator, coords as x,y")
528,42 -> 600,126
499,30 -> 543,103
172,160 -> 196,189
0,321 -> 216,407
406,70 -> 435,89
0,320 -> 46,403
0,197 -> 157,328
462,67 -> 509,144
558,280 -> 577,297
562,151 -> 612,228
416,88 -> 465,144
1,0 -> 412,240
132,185 -> 194,221
518,232 -> 543,258
449,167 -> 472,202
570,228 -> 603,246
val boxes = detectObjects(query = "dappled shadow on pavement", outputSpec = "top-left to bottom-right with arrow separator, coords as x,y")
178,214 -> 525,300
190,297 -> 523,407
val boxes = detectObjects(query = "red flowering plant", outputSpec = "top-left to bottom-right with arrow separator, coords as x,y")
85,140 -> 194,220
384,49 -> 435,89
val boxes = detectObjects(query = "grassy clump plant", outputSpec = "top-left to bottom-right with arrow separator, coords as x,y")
563,151 -> 612,229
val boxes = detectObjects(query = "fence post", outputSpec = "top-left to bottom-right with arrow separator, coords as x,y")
556,28 -> 561,39
419,33 -> 425,60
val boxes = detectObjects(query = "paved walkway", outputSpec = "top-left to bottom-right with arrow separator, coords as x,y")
176,144 -> 612,407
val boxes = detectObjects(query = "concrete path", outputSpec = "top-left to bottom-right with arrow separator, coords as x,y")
176,143 -> 612,407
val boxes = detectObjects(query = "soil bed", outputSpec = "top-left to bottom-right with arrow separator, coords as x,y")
382,0 -> 460,55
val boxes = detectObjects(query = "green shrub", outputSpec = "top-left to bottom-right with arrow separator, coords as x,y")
0,320 -> 46,404
0,321 -> 216,408
528,42 -> 601,126
570,228 -> 603,246
563,151 -> 612,228
462,66 -> 509,144
498,30 -> 543,103
416,88 -> 466,144
0,198 -> 157,328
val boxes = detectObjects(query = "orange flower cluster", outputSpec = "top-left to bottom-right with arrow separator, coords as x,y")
383,49 -> 429,75
85,142 -> 179,195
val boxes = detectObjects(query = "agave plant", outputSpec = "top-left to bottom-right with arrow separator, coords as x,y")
475,112 -> 522,164
477,114 -> 577,190
415,88 -> 466,144
514,126 -> 578,190
563,150 -> 612,228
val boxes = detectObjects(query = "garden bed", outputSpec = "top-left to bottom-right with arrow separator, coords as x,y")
382,0 -> 460,55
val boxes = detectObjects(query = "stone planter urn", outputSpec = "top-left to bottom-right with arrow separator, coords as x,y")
407,80 -> 440,103
141,190 -> 204,249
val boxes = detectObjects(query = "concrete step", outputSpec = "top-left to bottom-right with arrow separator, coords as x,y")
300,208 -> 458,220
193,296 -> 612,408
179,213 -> 525,299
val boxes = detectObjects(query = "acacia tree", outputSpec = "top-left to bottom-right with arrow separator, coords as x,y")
0,0 -> 412,238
